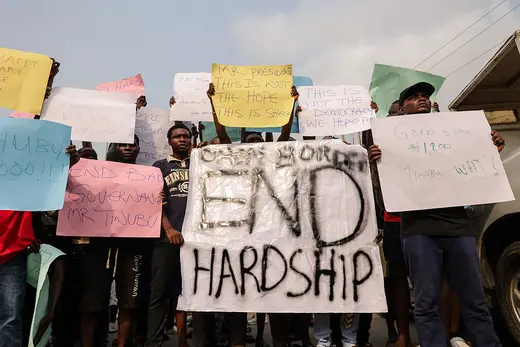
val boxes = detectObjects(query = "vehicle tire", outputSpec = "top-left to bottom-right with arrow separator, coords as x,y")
496,241 -> 520,343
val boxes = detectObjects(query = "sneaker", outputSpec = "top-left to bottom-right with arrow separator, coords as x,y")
342,344 -> 357,347
109,322 -> 118,333
450,337 -> 470,347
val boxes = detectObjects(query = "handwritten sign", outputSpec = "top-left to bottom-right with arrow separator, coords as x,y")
57,159 -> 163,238
371,111 -> 514,212
298,86 -> 374,136
95,73 -> 145,99
0,118 -> 71,211
178,140 -> 386,313
9,111 -> 35,119
40,87 -> 137,143
0,48 -> 53,114
200,121 -> 241,143
246,75 -> 314,134
369,64 -> 445,118
135,107 -> 173,165
27,244 -> 65,347
170,73 -> 213,122
211,64 -> 294,128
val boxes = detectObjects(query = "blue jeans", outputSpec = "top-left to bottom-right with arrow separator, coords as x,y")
0,253 -> 27,347
402,235 -> 501,347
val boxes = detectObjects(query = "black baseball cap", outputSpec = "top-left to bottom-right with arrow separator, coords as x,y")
399,82 -> 435,106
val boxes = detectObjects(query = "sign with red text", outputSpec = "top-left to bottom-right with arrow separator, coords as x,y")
57,159 -> 163,237
95,73 -> 145,99
371,111 -> 514,212
9,111 -> 35,119
298,86 -> 374,136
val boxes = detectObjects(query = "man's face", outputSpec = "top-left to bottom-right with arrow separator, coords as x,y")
401,92 -> 432,114
170,128 -> 191,153
118,143 -> 139,163
388,103 -> 401,117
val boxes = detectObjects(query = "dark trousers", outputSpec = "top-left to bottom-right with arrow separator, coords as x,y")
192,313 -> 217,347
402,235 -> 501,347
357,313 -> 372,345
145,243 -> 180,347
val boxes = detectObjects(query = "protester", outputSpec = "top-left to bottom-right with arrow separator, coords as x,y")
368,82 -> 504,347
146,123 -> 192,347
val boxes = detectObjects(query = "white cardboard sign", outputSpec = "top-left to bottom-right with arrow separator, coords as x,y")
40,87 -> 136,143
135,107 -> 173,166
298,86 -> 374,136
370,111 -> 514,212
170,73 -> 213,122
178,140 -> 386,313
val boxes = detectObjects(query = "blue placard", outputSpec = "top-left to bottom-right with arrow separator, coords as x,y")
0,118 -> 72,211
246,75 -> 314,134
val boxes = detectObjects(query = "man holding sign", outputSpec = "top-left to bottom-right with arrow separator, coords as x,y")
146,123 -> 192,347
369,82 -> 503,347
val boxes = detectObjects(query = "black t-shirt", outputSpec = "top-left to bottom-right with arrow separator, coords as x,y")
153,156 -> 190,241
400,206 -> 475,236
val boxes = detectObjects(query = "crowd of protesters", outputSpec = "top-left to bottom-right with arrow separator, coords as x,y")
0,60 -> 507,347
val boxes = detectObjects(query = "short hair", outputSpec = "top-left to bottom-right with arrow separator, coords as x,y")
167,123 -> 192,141
106,134 -> 140,162
78,147 -> 98,159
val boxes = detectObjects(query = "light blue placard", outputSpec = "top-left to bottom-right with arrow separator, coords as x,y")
246,75 -> 314,134
201,121 -> 241,142
0,118 -> 72,211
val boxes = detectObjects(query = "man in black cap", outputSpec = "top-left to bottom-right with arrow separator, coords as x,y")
368,82 -> 503,347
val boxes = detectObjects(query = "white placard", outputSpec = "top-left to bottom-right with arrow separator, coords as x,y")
178,140 -> 386,313
135,107 -> 173,165
298,86 -> 374,136
170,73 -> 213,122
371,111 -> 515,212
40,87 -> 136,143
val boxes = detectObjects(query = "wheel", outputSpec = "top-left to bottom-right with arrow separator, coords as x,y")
496,241 -> 520,343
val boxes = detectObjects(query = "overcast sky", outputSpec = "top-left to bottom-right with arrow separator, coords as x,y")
1,0 -> 519,116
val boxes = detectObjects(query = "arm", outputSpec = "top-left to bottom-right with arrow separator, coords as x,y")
207,83 -> 231,144
191,124 -> 199,148
34,59 -> 60,120
277,85 -> 298,142
66,143 -> 79,168
154,161 -> 184,244
33,258 -> 66,345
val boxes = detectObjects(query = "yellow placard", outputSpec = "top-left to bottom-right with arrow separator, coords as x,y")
0,48 -> 53,114
211,64 -> 294,127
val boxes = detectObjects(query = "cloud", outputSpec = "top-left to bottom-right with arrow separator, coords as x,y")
230,0 -> 520,108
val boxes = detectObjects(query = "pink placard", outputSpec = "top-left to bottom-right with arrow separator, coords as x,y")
9,111 -> 35,119
57,159 -> 163,238
95,73 -> 145,99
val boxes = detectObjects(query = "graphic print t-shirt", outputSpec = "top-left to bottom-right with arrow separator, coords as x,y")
153,156 -> 190,241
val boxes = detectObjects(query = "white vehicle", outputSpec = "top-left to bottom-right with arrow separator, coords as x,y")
450,29 -> 520,343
